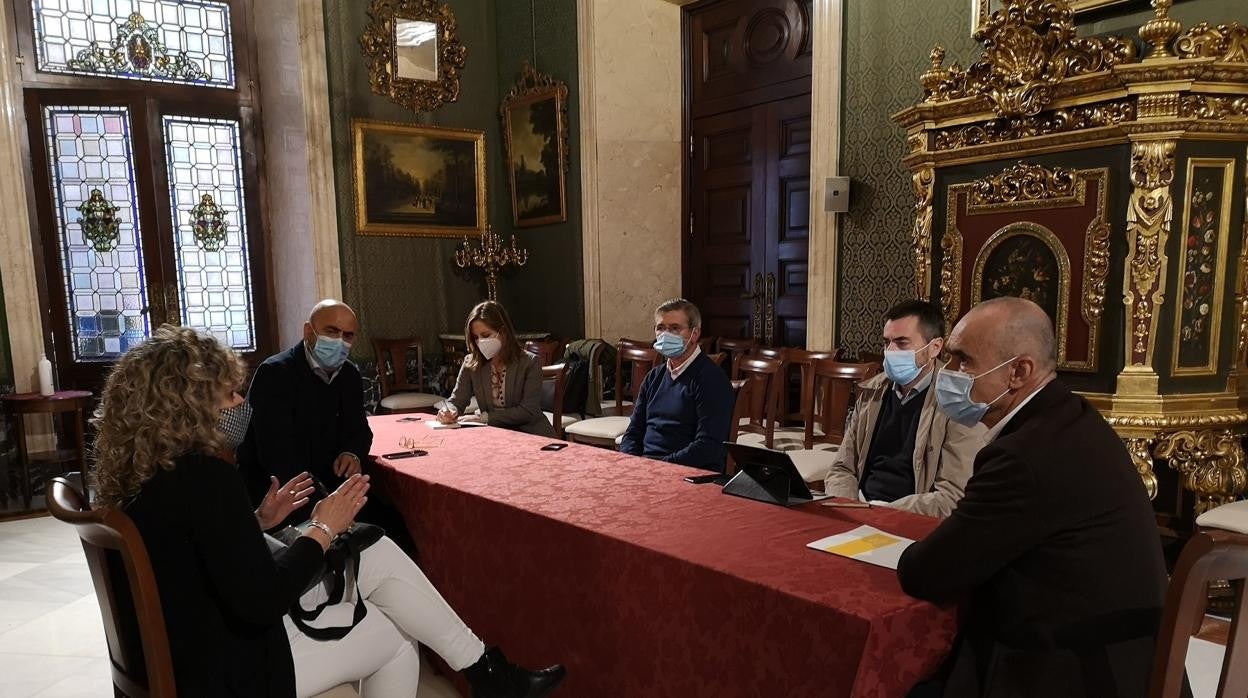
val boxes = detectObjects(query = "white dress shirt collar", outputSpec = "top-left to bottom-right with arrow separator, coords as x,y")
668,345 -> 702,380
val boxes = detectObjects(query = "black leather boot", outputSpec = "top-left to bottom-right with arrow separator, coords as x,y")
462,646 -> 566,698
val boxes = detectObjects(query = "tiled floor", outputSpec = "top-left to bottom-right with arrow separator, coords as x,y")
0,515 -> 460,697
0,515 -> 1234,697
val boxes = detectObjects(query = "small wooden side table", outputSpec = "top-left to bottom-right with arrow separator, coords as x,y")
2,390 -> 92,509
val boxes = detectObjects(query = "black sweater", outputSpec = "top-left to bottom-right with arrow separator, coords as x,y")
237,342 -> 373,504
124,453 -> 324,696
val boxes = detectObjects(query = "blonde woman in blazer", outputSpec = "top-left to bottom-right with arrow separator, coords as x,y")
438,301 -> 557,438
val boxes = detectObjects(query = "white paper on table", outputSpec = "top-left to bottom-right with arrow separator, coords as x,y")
424,420 -> 461,429
806,524 -> 915,570
423,419 -> 487,429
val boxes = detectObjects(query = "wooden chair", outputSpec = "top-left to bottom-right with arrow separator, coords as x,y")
706,352 -> 727,368
1149,529 -> 1248,698
46,476 -> 178,698
525,339 -> 565,368
786,349 -> 839,424
779,360 -> 880,484
540,362 -> 574,439
725,378 -> 753,475
803,360 -> 881,449
716,337 -> 758,375
565,344 -> 659,448
373,337 -> 443,413
857,351 -> 884,365
698,336 -> 718,354
731,356 -> 784,450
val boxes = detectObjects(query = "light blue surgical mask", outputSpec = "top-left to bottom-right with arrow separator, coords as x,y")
883,338 -> 935,386
653,332 -> 687,359
934,356 -> 1016,427
311,334 -> 350,371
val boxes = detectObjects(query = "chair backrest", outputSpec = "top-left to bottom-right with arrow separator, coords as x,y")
541,363 -> 570,439
705,352 -> 727,368
1150,529 -> 1248,698
372,337 -> 426,398
857,350 -> 884,365
717,337 -> 758,373
46,477 -> 177,698
725,378 -> 753,475
786,349 -> 839,427
734,356 -> 784,449
698,336 -> 718,355
525,339 -> 565,368
614,343 -> 659,415
805,360 -> 882,449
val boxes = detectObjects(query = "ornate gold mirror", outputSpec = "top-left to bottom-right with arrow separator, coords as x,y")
361,0 -> 467,113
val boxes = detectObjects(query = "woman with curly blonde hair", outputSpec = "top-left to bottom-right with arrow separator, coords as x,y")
94,326 -> 564,697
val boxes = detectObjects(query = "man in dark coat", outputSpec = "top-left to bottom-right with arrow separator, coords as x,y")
898,296 -> 1167,698
238,300 -> 413,550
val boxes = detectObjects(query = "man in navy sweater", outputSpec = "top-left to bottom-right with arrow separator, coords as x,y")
620,298 -> 735,472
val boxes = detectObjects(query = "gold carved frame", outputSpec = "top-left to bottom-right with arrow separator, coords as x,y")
973,0 -> 1139,35
360,0 -> 468,113
945,165 -> 1110,371
351,119 -> 487,239
1171,158 -> 1236,376
500,61 -> 570,228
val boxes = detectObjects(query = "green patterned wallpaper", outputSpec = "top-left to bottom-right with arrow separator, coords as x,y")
836,0 -> 1248,354
838,0 -> 975,353
322,0 -> 582,359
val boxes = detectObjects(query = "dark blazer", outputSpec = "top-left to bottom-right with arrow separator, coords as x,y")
237,342 -> 373,501
449,350 -> 556,437
897,380 -> 1167,698
124,453 -> 323,697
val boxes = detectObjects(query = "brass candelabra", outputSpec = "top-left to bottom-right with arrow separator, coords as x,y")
454,225 -> 528,301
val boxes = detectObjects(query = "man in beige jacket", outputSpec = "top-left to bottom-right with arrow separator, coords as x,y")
824,300 -> 985,518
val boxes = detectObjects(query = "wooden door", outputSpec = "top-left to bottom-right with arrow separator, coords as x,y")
683,0 -> 812,347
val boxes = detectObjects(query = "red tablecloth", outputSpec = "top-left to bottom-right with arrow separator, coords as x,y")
368,415 -> 957,697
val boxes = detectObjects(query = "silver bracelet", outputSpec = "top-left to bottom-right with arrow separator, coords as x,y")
307,520 -> 334,539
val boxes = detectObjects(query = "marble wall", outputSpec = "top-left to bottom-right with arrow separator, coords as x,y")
578,0 -> 683,342
254,0 -> 343,348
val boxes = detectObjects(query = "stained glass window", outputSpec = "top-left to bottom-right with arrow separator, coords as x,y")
162,115 -> 255,351
43,105 -> 150,362
32,0 -> 234,88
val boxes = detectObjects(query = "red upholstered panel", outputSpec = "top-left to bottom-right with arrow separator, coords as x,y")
949,175 -> 1107,367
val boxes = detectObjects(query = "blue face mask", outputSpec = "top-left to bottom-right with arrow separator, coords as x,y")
934,356 -> 1016,427
883,338 -> 935,386
311,334 -> 350,371
653,332 -> 687,359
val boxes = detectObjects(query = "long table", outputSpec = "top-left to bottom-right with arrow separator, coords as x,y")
368,415 -> 957,697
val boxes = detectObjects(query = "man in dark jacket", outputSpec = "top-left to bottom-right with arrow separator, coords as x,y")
238,300 -> 413,548
898,296 -> 1167,698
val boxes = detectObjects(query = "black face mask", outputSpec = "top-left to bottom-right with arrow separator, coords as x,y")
216,401 -> 253,452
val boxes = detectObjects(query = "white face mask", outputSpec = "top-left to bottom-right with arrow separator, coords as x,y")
477,336 -> 503,360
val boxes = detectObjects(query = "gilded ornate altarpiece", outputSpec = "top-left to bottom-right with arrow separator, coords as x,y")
894,0 -> 1248,534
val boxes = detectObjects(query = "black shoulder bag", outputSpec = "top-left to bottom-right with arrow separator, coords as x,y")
272,522 -> 385,641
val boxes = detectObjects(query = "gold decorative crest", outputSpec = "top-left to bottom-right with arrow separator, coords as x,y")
360,0 -> 467,113
923,0 -> 1136,117
969,162 -> 1077,207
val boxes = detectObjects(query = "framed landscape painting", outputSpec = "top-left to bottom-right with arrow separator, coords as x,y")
352,120 -> 486,238
501,62 -> 569,228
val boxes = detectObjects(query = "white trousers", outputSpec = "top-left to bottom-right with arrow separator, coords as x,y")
285,536 -> 486,698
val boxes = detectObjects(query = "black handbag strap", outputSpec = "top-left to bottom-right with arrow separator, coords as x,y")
285,523 -> 385,641
288,547 -> 367,641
